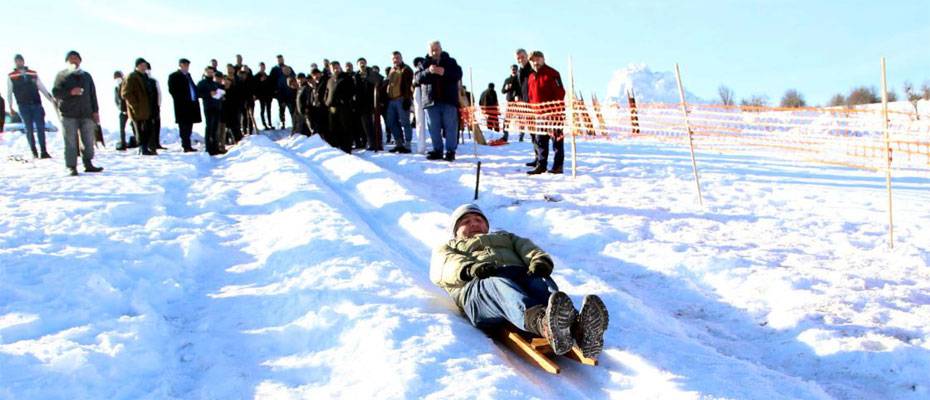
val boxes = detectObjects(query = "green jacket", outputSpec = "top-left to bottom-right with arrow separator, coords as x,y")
430,230 -> 552,306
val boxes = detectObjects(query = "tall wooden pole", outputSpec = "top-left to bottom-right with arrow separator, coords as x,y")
674,63 -> 705,207
469,67 -> 478,160
881,57 -> 895,249
568,57 -> 578,178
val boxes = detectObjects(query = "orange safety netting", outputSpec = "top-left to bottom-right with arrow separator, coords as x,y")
474,99 -> 930,172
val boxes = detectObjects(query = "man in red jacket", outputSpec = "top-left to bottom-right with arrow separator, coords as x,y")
525,51 -> 566,175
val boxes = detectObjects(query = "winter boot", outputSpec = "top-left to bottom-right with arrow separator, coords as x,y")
525,292 -> 577,355
426,151 -> 443,160
444,151 -> 455,162
40,151 -> 52,159
572,294 -> 609,359
30,147 -> 39,159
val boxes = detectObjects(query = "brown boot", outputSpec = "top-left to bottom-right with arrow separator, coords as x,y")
572,295 -> 609,359
524,292 -> 577,355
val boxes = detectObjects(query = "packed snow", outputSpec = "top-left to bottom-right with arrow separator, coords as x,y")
1,121 -> 929,399
605,63 -> 704,104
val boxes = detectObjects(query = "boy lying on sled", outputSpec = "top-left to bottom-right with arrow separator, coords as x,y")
430,204 -> 609,358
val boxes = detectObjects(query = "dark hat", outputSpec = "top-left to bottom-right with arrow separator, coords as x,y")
14,54 -> 24,61
450,203 -> 488,236
179,58 -> 191,65
214,71 -> 225,78
65,50 -> 81,61
297,72 -> 306,79
310,68 -> 322,75
135,57 -> 148,67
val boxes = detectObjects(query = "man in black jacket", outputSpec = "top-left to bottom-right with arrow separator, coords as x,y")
309,68 -> 329,141
255,62 -> 273,130
52,50 -> 102,176
414,41 -> 463,162
167,58 -> 202,152
354,57 -> 377,150
325,61 -> 355,154
197,66 -> 223,155
500,64 -> 521,142
480,83 -> 499,132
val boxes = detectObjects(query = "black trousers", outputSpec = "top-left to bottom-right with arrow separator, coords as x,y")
259,97 -> 273,128
358,112 -> 373,149
204,110 -> 221,153
132,118 -> 155,153
329,109 -> 354,153
178,122 -> 193,150
533,131 -> 564,170
118,112 -> 129,144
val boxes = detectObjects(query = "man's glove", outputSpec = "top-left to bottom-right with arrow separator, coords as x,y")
466,262 -> 496,280
527,257 -> 553,278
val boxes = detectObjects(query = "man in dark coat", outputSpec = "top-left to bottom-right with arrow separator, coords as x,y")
255,62 -> 274,130
500,64 -> 521,142
414,41 -> 463,162
479,82 -> 500,132
324,61 -> 355,154
526,51 -> 566,175
142,61 -> 164,152
121,58 -> 156,155
167,58 -> 202,152
295,73 -> 312,136
309,68 -> 329,141
269,55 -> 294,129
516,49 -> 534,157
354,58 -> 378,150
197,66 -> 223,155
52,50 -> 103,176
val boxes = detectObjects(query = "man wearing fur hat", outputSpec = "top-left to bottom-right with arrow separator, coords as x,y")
430,203 -> 609,358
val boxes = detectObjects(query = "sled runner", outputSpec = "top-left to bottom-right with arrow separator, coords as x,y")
499,326 -> 597,374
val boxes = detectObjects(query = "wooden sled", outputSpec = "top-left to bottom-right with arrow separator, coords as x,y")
499,326 -> 597,374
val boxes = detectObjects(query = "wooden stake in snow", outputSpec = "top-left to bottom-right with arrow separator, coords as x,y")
674,63 -> 705,207
568,57 -> 578,178
880,57 -> 895,249
469,67 -> 479,159
474,161 -> 482,200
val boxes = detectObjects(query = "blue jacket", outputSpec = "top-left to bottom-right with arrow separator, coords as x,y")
414,52 -> 463,108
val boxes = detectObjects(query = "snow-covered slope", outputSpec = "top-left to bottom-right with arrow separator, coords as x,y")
1,128 -> 929,399
606,63 -> 704,104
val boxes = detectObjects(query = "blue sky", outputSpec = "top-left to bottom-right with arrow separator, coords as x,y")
4,0 -> 928,124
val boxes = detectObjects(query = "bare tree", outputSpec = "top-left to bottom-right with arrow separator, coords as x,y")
846,86 -> 880,106
828,93 -> 846,107
740,94 -> 769,108
780,89 -> 806,108
718,85 -> 735,106
922,81 -> 930,100
887,90 -> 898,102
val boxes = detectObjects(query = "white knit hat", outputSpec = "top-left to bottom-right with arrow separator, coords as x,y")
450,203 -> 488,236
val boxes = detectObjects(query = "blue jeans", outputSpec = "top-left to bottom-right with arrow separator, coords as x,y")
426,103 -> 458,154
461,265 -> 558,332
19,103 -> 47,154
386,98 -> 413,147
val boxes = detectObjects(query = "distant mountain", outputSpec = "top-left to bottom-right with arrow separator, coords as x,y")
606,63 -> 704,104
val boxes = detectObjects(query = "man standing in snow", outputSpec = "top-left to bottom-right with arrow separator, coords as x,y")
168,58 -> 201,152
197,66 -> 223,155
479,82 -> 499,132
415,40 -> 463,162
430,204 -> 609,359
525,51 -> 566,175
52,50 -> 103,176
7,54 -> 55,159
384,51 -> 414,153
325,61 -> 356,153
500,64 -> 521,143
121,58 -> 156,155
